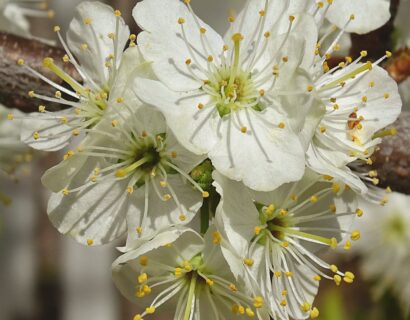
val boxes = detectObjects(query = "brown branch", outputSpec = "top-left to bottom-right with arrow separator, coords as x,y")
367,112 -> 410,195
0,32 -> 80,112
0,32 -> 409,193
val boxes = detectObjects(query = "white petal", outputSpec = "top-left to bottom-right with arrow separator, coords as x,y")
67,1 -> 130,86
124,175 -> 203,250
209,108 -> 305,191
134,78 -> 219,155
213,171 -> 259,259
326,0 -> 391,34
47,176 -> 129,246
20,110 -> 73,151
133,0 -> 224,91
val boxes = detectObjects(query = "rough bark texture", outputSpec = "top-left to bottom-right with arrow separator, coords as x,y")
368,112 -> 410,195
0,32 -> 80,112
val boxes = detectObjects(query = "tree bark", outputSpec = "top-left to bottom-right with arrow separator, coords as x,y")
0,32 -> 80,112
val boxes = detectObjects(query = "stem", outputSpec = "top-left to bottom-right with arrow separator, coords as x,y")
200,198 -> 210,234
269,225 -> 334,246
183,272 -> 197,320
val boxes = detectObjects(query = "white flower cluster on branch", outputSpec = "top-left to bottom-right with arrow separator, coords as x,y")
4,0 -> 402,319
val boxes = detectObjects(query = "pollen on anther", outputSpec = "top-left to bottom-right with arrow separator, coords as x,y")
240,126 -> 248,133
244,258 -> 254,267
202,191 -> 209,198
179,214 -> 187,221
33,132 -> 40,140
86,239 -> 94,246
278,122 -> 285,129
177,17 -> 185,25
114,9 -> 121,17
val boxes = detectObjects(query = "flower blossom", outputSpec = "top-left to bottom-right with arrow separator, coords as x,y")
214,170 -> 359,319
42,106 -> 206,246
113,227 -> 269,320
15,1 -> 135,151
132,0 -> 321,191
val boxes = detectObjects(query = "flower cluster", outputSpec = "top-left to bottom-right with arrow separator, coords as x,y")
8,0 -> 402,319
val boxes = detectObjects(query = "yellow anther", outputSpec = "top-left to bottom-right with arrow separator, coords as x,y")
38,105 -> 46,113
362,96 -> 368,103
259,10 -> 265,16
310,195 -> 318,203
274,271 -> 282,278
313,275 -> 321,281
320,126 -> 327,133
179,214 -> 187,221
345,56 -> 353,63
291,194 -> 298,201
229,283 -> 238,292
334,275 -> 342,286
212,231 -> 222,245
86,239 -> 94,246
206,278 -> 214,286
281,241 -> 289,248
360,50 -> 368,57
344,240 -> 351,251
177,17 -> 185,24
289,15 -> 295,22
244,258 -> 254,267
90,175 -> 97,183
114,9 -> 121,16
183,0 -> 191,4
28,90 -> 35,97
330,265 -> 338,273
350,14 -> 355,20
332,183 -> 340,193
163,194 -> 172,201
386,51 -> 392,58
145,307 -> 155,314
301,302 -> 311,312
240,126 -> 248,133
317,2 -> 324,8
351,230 -> 361,241
55,91 -> 62,98
279,209 -> 288,217
111,119 -> 118,127
285,271 -> 293,277
330,237 -> 338,249
126,186 -> 134,194
133,315 -> 143,320
202,191 -> 209,198
264,31 -> 271,38
254,226 -> 262,235
310,307 -> 320,319
135,289 -> 145,298
200,27 -> 206,34
139,256 -> 148,266
232,33 -> 244,43
228,16 -> 235,23
81,43 -> 88,50
33,132 -> 40,140
329,203 -> 336,213
174,267 -> 183,277
138,273 -> 148,284
278,122 -> 285,129
223,44 -> 229,51
245,308 -> 255,317
171,151 -> 177,158
265,204 -> 275,217
384,93 -> 390,99
386,186 -> 392,193
355,208 -> 363,217
7,113 -> 14,120
307,85 -> 314,92
129,34 -> 137,41
253,296 -> 264,308
280,299 -> 287,306
136,227 -> 143,234
259,89 -> 265,96
143,285 -> 151,294
116,97 -> 124,103
84,17 -> 92,25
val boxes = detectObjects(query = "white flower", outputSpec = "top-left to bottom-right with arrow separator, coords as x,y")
41,106 -> 206,246
0,0 -> 54,36
113,227 -> 269,320
132,0 -> 320,191
16,1 -> 139,152
213,170 -> 358,319
299,10 -> 401,197
288,0 -> 391,35
353,192 -> 410,315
